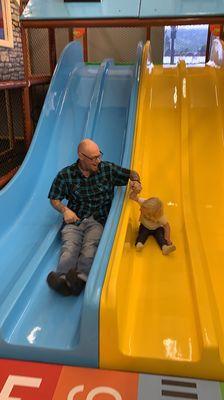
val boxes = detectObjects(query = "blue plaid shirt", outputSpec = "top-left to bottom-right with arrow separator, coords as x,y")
48,160 -> 130,225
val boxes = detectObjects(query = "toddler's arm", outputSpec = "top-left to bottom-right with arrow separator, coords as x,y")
129,190 -> 139,202
129,190 -> 146,207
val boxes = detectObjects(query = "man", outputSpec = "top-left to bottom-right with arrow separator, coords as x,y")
47,139 -> 141,296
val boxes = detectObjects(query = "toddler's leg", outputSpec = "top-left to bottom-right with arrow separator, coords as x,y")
135,224 -> 150,250
153,227 -> 176,255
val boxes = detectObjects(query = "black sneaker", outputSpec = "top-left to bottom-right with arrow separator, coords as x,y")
66,269 -> 86,296
47,271 -> 72,296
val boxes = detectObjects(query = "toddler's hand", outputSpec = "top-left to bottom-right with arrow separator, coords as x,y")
130,180 -> 142,194
129,190 -> 138,201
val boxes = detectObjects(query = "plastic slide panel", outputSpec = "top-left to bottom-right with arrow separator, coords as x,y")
0,40 -> 142,366
100,42 -> 224,380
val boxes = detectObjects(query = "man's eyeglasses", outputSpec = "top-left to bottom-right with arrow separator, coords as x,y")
81,151 -> 103,162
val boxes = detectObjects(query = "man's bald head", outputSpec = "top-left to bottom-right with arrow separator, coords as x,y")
78,139 -> 101,174
78,139 -> 99,156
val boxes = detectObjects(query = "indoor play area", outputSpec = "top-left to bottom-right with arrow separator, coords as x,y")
1,0 -> 224,399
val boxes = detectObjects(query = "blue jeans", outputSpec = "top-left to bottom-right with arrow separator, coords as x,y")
56,216 -> 103,277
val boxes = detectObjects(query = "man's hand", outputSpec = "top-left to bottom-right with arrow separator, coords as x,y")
50,199 -> 80,224
63,208 -> 80,224
130,180 -> 142,194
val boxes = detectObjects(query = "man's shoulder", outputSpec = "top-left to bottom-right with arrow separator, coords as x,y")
57,162 -> 78,178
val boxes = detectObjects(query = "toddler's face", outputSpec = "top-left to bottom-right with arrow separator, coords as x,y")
141,206 -> 152,220
141,205 -> 163,220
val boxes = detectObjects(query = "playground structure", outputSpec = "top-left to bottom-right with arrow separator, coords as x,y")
1,0 -> 224,390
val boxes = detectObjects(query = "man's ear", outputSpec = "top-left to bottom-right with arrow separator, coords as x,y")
78,151 -> 83,160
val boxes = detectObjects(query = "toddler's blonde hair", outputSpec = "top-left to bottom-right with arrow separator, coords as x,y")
141,197 -> 163,219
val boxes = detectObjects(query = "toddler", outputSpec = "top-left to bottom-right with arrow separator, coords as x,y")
130,192 -> 176,255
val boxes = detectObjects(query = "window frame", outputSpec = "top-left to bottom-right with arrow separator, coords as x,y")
0,0 -> 13,48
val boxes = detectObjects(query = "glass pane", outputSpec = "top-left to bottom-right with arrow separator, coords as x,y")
164,25 -> 208,65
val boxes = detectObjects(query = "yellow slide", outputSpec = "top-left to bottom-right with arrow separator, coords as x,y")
100,42 -> 224,380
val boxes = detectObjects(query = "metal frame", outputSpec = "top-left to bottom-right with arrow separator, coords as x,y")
21,16 -> 224,29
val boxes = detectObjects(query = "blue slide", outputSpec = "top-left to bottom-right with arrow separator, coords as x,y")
0,41 -> 142,367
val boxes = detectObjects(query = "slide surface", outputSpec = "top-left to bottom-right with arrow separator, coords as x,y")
100,42 -> 224,380
0,41 -> 142,366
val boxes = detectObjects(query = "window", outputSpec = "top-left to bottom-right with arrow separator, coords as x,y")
163,25 -> 209,66
0,0 -> 13,48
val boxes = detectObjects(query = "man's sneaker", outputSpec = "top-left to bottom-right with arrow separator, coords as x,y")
47,271 -> 72,296
135,242 -> 144,251
66,269 -> 86,296
162,244 -> 176,255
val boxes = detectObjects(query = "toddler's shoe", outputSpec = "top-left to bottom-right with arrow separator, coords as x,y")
162,244 -> 176,255
135,242 -> 144,251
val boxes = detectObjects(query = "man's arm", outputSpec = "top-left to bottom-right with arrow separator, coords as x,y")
50,199 -> 80,224
50,199 -> 67,214
48,170 -> 80,224
109,163 -> 141,193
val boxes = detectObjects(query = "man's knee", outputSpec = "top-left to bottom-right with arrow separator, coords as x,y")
61,224 -> 83,245
86,221 -> 103,240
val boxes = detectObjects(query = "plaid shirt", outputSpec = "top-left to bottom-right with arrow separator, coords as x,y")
48,160 -> 130,225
